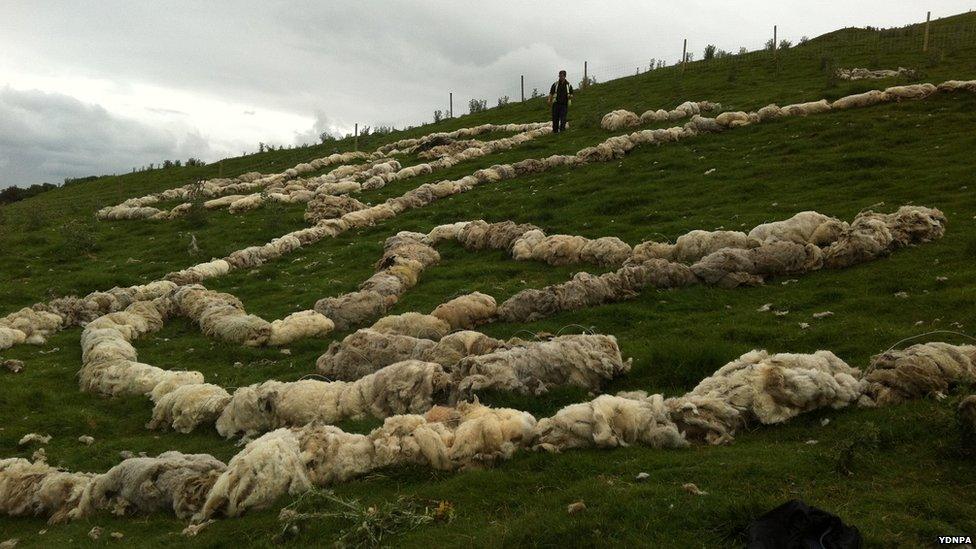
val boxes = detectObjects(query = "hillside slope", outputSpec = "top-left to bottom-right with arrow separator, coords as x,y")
1,12 -> 975,547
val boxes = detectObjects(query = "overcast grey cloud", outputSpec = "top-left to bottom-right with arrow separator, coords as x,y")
1,0 -> 972,188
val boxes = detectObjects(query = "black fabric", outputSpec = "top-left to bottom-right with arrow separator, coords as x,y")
746,500 -> 862,549
549,81 -> 573,104
551,102 -> 568,133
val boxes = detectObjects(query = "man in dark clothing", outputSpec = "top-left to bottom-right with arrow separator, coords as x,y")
548,70 -> 574,133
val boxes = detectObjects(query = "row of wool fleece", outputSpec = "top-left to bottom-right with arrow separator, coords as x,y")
375,122 -> 549,155
184,125 -> 554,221
95,151 -> 370,221
95,122 -> 549,221
298,125 -> 555,223
61,273 -> 630,438
4,338 -> 973,524
599,79 -> 976,145
7,79 -> 973,353
600,100 -> 722,130
835,67 -> 916,80
0,281 -> 178,351
497,205 -> 946,323
162,78 -> 976,291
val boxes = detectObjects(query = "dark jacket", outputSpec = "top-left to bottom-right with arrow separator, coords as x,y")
550,81 -> 574,105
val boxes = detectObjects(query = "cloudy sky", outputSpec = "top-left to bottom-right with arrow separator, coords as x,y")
1,1 -> 971,188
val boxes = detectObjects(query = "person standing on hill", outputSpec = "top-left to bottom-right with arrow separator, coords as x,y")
548,70 -> 574,133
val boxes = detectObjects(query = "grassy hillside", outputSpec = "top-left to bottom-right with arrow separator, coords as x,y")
2,12 -> 975,547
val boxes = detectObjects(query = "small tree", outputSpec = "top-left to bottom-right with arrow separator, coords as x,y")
684,52 -> 694,62
648,58 -> 656,71
258,142 -> 265,153
764,38 -> 775,50
779,39 -> 792,50
360,125 -> 371,137
738,46 -> 748,55
799,36 -> 810,45
468,98 -> 487,114
433,110 -> 443,123
319,132 -> 337,144
496,95 -> 510,107
703,44 -> 716,60
530,87 -> 540,99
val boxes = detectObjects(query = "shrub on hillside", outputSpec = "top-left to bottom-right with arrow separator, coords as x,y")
58,219 -> 98,255
468,98 -> 487,114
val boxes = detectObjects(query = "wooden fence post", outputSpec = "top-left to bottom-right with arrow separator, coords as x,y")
449,92 -> 453,118
923,11 -> 931,52
521,75 -> 525,102
354,123 -> 358,151
583,61 -> 588,87
773,25 -> 778,57
682,38 -> 687,72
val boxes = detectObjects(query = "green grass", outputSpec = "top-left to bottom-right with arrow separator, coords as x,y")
2,12 -> 976,547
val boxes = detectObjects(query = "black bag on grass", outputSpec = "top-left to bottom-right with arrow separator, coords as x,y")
746,499 -> 862,549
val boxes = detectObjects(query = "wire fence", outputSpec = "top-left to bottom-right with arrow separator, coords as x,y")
578,17 -> 976,88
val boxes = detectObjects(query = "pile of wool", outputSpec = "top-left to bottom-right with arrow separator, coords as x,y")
0,458 -> 95,524
683,115 -> 724,133
456,334 -> 631,396
663,394 -> 742,445
78,302 -> 203,398
885,83 -> 938,101
861,342 -> 976,405
822,206 -> 945,269
303,195 -> 367,224
227,194 -> 264,214
148,383 -> 232,433
73,452 -> 225,520
511,231 -> 588,266
498,259 -> 696,323
0,308 -> 63,346
268,310 -> 334,346
379,232 -> 440,268
173,286 -> 270,346
779,99 -> 831,117
632,230 -> 758,264
316,329 -> 438,380
455,220 -> 540,251
215,360 -> 453,437
203,195 -> 246,210
369,312 -> 450,339
431,292 -> 498,330
715,111 -> 759,128
685,350 -> 864,424
314,290 -> 396,332
198,429 -> 312,519
427,222 -> 471,245
0,327 -> 26,350
640,108 -> 671,124
421,330 -> 509,367
748,211 -> 848,246
201,400 -> 537,518
756,104 -> 784,121
318,328 -> 509,380
691,241 -> 824,288
831,89 -> 891,110
166,259 -> 232,286
835,67 -> 913,80
600,110 -> 641,131
531,394 -> 688,452
938,79 -> 976,92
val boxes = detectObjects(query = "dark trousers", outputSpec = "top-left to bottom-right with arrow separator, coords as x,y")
551,102 -> 568,133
